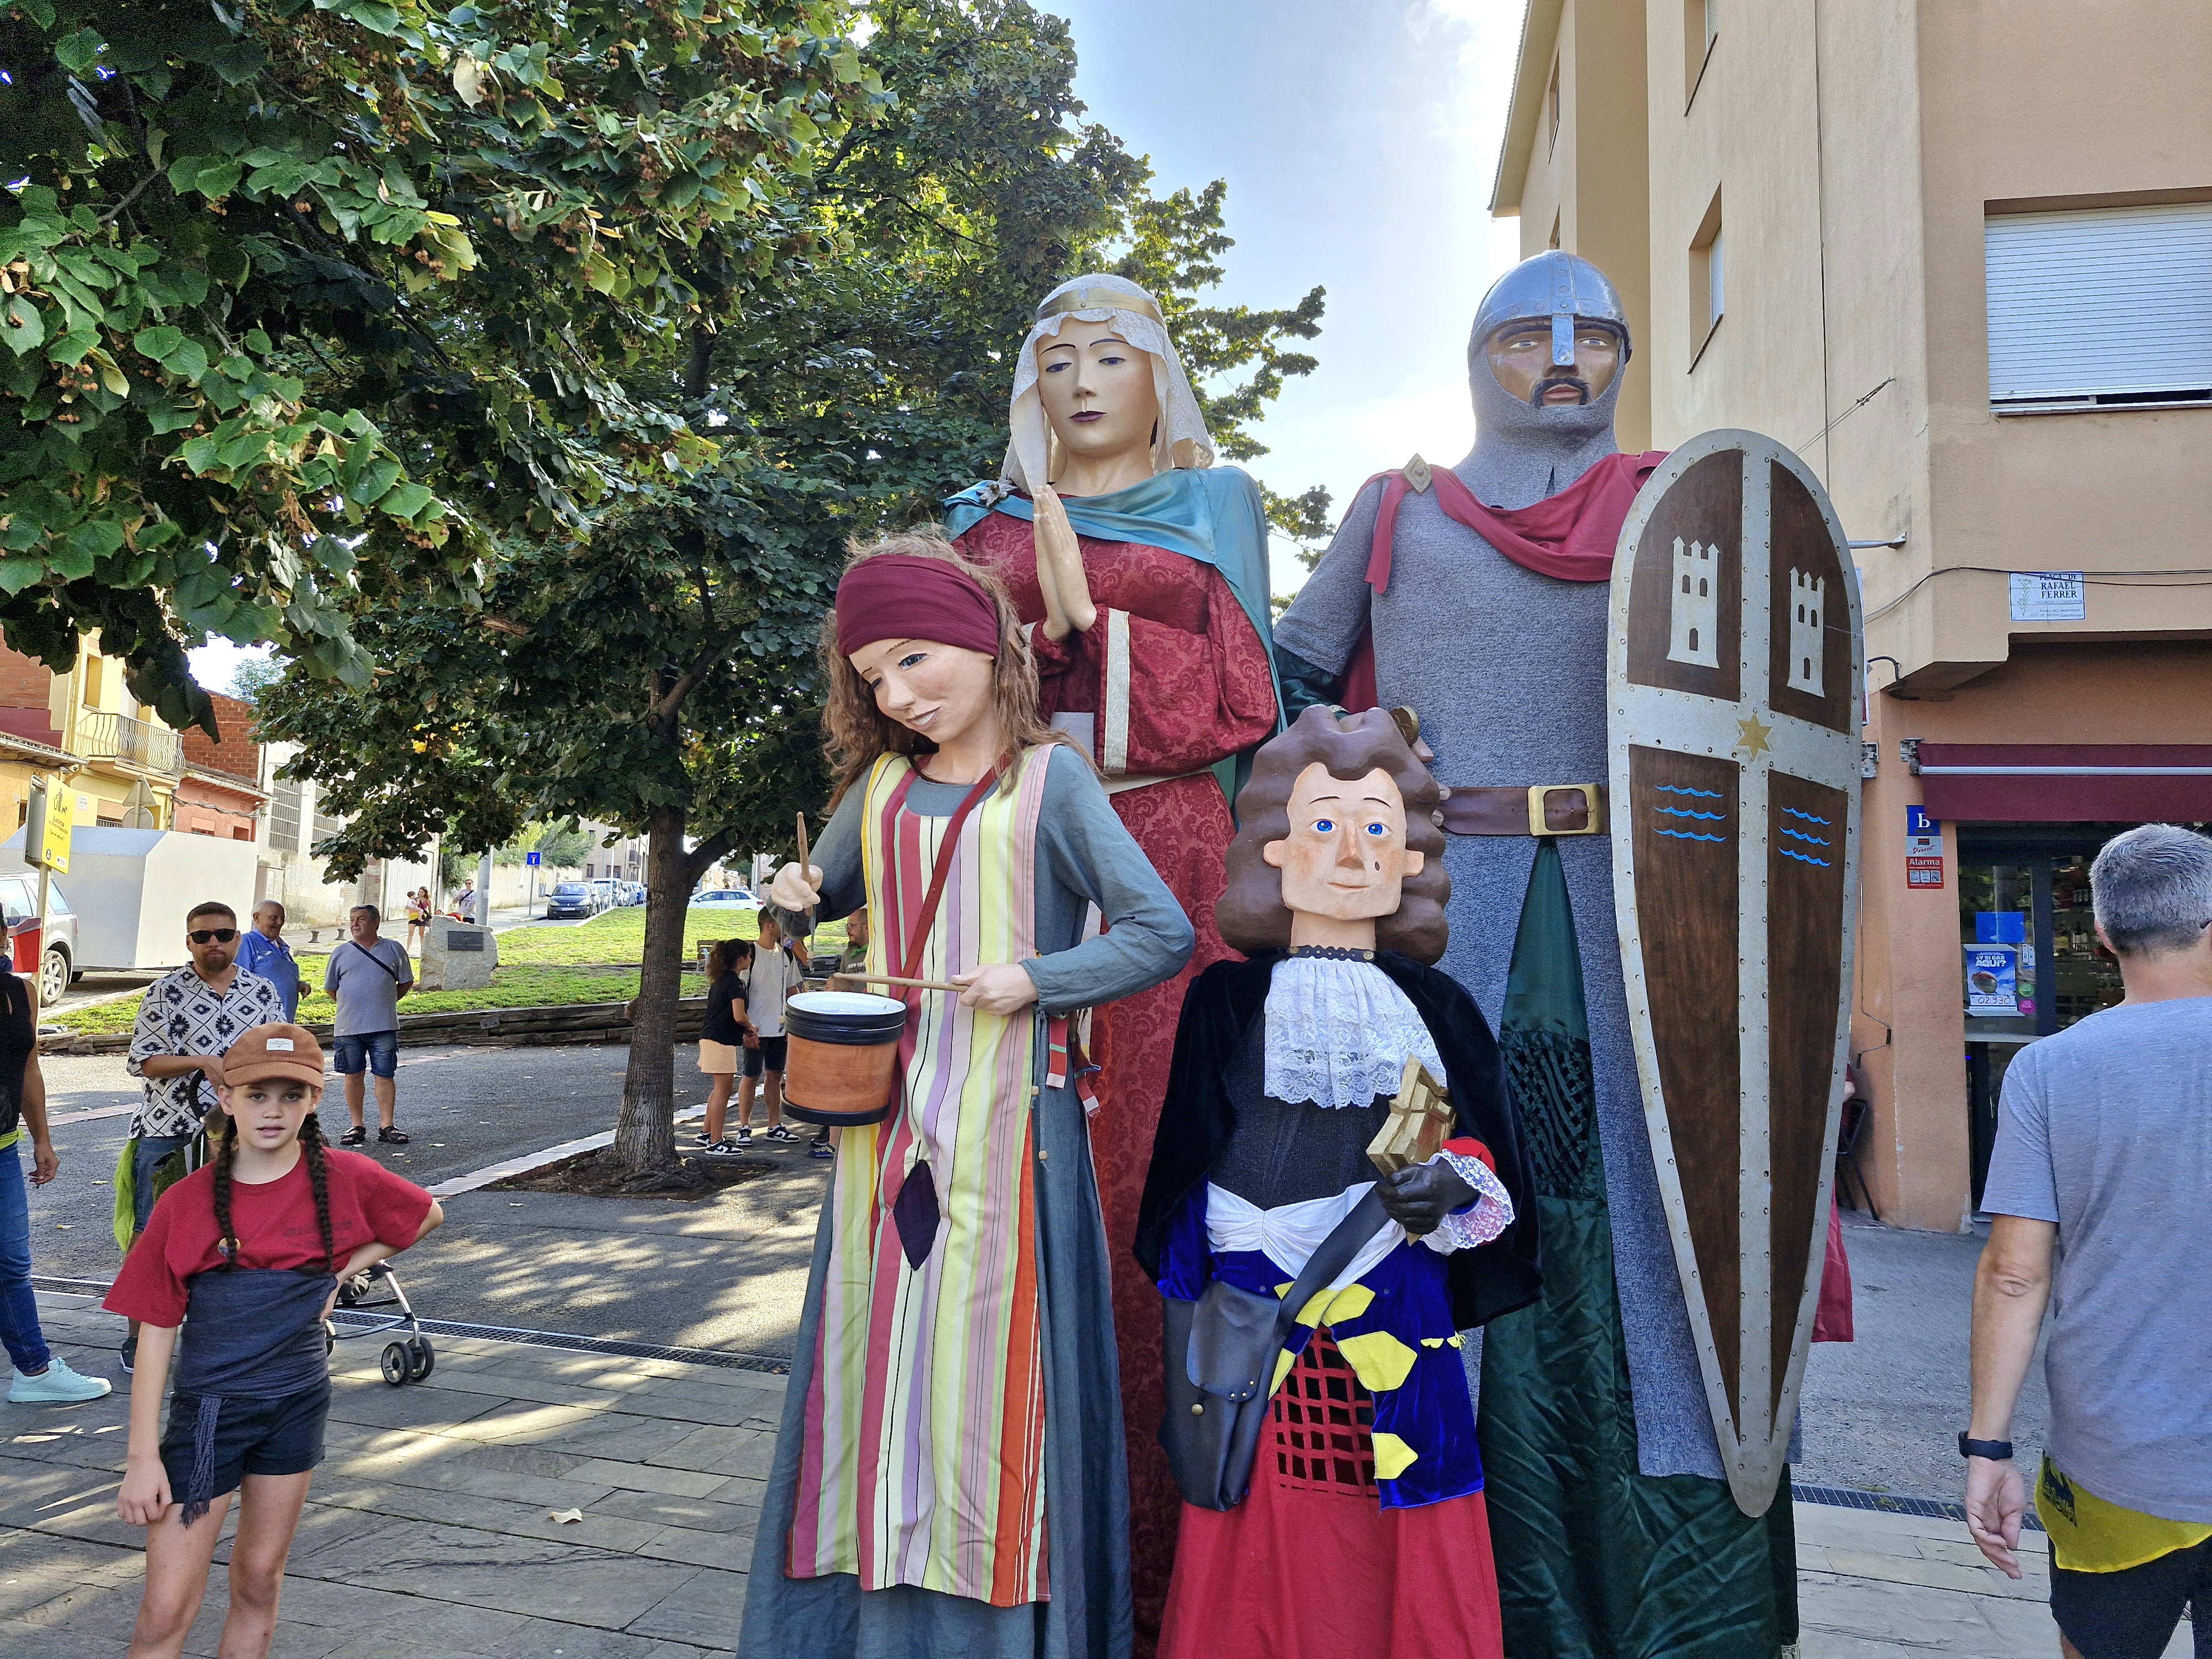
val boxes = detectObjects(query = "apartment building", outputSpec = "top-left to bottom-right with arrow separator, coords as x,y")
1493,0 -> 2212,1230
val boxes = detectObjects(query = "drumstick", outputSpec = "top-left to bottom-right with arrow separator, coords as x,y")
793,811 -> 820,934
831,972 -> 965,994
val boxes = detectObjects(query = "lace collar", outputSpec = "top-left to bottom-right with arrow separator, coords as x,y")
1263,954 -> 1444,1110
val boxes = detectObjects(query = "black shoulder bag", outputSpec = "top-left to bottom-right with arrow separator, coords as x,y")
1159,1187 -> 1387,1511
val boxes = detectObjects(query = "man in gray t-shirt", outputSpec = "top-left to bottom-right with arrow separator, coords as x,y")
1965,824 -> 2212,1657
325,904 -> 415,1147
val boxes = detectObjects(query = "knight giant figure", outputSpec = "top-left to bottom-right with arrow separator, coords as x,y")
1275,251 -> 1799,1658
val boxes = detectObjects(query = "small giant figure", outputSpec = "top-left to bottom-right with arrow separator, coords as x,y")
1274,252 -> 1800,1656
1136,705 -> 1540,1659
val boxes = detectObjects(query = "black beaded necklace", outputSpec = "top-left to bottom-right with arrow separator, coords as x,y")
1285,943 -> 1376,963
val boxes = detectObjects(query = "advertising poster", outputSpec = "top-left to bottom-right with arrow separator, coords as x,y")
1964,943 -> 2020,1015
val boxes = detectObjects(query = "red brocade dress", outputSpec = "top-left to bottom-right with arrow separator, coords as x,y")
956,510 -> 1280,1639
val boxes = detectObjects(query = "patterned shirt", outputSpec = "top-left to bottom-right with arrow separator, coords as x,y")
126,966 -> 286,1139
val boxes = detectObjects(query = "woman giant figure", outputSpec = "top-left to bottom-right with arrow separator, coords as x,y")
943,274 -> 1285,1628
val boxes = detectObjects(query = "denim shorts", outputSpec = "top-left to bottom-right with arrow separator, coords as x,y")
159,1380 -> 331,1504
132,1133 -> 195,1235
331,1030 -> 399,1078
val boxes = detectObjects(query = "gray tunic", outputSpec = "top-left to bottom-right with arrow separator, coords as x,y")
1274,366 -> 1723,1482
739,744 -> 1194,1659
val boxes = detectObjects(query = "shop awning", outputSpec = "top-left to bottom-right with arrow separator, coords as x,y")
1917,744 -> 2212,822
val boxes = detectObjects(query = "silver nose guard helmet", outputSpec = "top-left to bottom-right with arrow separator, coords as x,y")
1470,250 -> 1634,371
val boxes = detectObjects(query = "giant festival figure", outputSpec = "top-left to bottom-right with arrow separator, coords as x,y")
943,271 -> 1286,1634
1135,705 -> 1542,1659
1274,251 -> 1803,1656
739,534 -> 1193,1658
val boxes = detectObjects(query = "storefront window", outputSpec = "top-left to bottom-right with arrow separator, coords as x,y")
2049,854 -> 2124,1026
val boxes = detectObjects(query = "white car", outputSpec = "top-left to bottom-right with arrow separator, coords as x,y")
688,888 -> 761,910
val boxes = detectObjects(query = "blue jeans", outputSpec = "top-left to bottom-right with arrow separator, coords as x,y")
0,1138 -> 51,1375
132,1133 -> 193,1235
332,1030 -> 399,1079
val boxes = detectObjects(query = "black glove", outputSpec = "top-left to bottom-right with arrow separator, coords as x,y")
1375,1160 -> 1477,1238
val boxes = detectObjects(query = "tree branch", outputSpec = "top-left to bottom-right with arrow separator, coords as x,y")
682,827 -> 737,886
647,629 -> 731,734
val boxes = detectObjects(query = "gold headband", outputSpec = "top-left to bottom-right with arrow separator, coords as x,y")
1035,284 -> 1165,326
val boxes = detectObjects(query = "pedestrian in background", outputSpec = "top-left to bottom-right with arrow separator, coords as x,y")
734,913 -> 800,1149
692,939 -> 755,1155
453,879 -> 478,924
3,951 -> 111,1403
1965,823 -> 2212,1659
121,902 -> 285,1371
404,888 -> 432,953
325,905 -> 414,1148
235,901 -> 300,1022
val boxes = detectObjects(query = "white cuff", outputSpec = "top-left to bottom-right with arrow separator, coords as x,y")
1418,1149 -> 1515,1254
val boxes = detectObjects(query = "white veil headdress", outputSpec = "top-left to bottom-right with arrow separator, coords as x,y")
1002,273 -> 1215,493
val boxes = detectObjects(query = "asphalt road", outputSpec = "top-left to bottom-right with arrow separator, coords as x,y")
17,1037 -> 2034,1503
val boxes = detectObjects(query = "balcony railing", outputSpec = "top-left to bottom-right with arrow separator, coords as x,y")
76,709 -> 183,775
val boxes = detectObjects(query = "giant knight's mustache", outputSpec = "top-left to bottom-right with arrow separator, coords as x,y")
1530,375 -> 1591,406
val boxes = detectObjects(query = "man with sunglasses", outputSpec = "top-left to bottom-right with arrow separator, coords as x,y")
119,900 -> 286,1370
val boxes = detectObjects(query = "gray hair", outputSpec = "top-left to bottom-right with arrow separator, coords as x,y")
2089,825 -> 2212,957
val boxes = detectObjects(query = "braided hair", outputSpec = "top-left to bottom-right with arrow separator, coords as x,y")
206,1103 -> 337,1274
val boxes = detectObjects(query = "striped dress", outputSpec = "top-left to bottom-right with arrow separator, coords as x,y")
743,743 -> 1193,1658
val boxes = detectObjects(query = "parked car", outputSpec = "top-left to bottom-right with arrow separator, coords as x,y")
545,880 -> 601,920
621,880 -> 647,906
0,874 -> 79,1002
688,887 -> 760,910
588,878 -> 620,911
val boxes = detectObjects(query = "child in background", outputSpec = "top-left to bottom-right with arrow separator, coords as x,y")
692,938 -> 756,1154
105,1025 -> 442,1659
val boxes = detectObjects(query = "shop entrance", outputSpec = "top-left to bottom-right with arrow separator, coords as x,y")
1956,825 -> 2133,1207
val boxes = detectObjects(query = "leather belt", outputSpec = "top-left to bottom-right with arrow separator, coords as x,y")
1438,783 -> 1607,837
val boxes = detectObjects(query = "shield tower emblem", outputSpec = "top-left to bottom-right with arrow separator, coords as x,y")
1607,429 -> 1864,1517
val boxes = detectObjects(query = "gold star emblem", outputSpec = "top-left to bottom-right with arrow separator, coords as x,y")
1735,714 -> 1773,758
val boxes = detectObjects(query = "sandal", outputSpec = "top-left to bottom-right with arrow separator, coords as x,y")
377,1126 -> 410,1145
340,1125 -> 367,1147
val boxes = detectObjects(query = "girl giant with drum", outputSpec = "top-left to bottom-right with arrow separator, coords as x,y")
943,274 -> 1286,1629
739,534 -> 1193,1659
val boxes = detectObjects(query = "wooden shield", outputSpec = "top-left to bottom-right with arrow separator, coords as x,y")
1607,430 -> 1864,1517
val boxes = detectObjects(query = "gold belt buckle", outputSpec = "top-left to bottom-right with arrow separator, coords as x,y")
1527,784 -> 1607,837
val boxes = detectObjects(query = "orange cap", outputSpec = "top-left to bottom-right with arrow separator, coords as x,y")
221,1024 -> 327,1089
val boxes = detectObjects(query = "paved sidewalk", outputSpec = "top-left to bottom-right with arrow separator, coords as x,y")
2,1291 -> 2191,1657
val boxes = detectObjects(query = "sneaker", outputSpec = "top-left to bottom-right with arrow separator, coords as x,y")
119,1336 -> 135,1375
707,1139 -> 741,1156
686,1132 -> 712,1149
735,1126 -> 752,1149
9,1357 -> 114,1405
809,1140 -> 834,1161
764,1125 -> 796,1144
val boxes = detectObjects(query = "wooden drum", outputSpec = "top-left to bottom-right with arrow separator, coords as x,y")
782,991 -> 907,1128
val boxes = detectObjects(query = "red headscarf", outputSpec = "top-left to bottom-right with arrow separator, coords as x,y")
834,555 -> 1003,660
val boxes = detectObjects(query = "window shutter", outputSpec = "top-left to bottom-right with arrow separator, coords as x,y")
1985,202 -> 2212,404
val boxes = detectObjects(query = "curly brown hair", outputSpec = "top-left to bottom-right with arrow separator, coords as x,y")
821,528 -> 1077,807
1215,705 -> 1452,963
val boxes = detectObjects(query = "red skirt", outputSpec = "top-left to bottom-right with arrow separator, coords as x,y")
1158,1335 -> 1505,1659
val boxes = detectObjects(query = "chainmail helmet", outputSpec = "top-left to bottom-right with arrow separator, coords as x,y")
1462,252 -> 1632,498
1469,250 -> 1633,375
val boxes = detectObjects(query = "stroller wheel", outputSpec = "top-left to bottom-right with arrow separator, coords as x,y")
407,1336 -> 435,1383
380,1342 -> 411,1386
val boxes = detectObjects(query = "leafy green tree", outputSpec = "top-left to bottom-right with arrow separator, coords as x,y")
0,0 -> 881,732
259,0 -> 1330,1181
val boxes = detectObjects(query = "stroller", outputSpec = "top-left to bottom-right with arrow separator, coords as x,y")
326,1261 -> 436,1386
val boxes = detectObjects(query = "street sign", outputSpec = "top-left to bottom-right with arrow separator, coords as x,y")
1609,429 -> 1865,1519
526,851 -> 541,866
24,779 -> 70,874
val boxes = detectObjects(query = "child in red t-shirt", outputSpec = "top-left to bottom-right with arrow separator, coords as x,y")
105,1023 -> 442,1659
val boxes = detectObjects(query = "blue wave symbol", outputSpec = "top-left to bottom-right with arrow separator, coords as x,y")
1655,828 -> 1728,844
1656,806 -> 1727,822
1781,807 -> 1832,825
1778,826 -> 1829,846
1778,848 -> 1832,867
1654,784 -> 1725,800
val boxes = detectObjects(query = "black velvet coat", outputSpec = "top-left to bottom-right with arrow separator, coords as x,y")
1133,948 -> 1543,1332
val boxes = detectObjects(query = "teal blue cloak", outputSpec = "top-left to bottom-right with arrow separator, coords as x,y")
943,467 -> 1287,801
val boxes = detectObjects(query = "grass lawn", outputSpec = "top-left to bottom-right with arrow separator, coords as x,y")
48,906 -> 849,1037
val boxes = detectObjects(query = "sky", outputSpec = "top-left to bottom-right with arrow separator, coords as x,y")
190,0 -> 1530,692
1045,0 -> 1527,594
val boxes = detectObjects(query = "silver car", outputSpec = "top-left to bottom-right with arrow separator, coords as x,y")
0,873 -> 79,1002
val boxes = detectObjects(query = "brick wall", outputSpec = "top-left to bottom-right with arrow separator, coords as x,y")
181,691 -> 260,781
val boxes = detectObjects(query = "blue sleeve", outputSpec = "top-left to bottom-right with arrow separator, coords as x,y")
1979,1048 -> 2059,1223
1154,1185 -> 1213,1301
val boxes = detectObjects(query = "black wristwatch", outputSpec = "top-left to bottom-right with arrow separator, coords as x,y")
1958,1432 -> 2014,1461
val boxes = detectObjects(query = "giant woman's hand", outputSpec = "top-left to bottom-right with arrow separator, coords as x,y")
1031,484 -> 1095,640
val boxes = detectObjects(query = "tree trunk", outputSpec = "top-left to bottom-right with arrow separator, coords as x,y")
610,801 -> 696,1176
